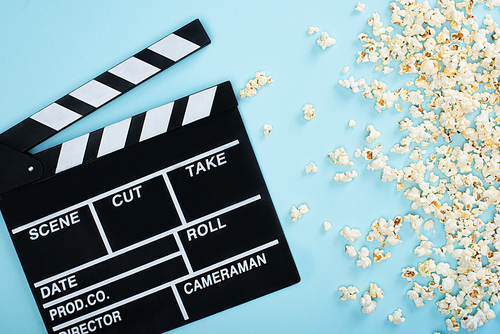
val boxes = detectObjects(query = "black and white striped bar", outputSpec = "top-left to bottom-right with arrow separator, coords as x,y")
34,81 -> 238,177
0,19 -> 210,153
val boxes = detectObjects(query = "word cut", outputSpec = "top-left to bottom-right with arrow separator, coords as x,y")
29,211 -> 81,240
111,185 -> 142,207
184,152 -> 227,177
40,275 -> 78,299
186,218 -> 226,241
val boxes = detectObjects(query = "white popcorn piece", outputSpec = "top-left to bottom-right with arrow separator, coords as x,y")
289,204 -> 308,222
354,2 -> 365,13
317,31 -> 336,50
373,248 -> 391,263
401,267 -> 418,282
303,104 -> 315,120
383,66 -> 394,74
334,170 -> 358,183
369,283 -> 384,300
340,226 -> 362,243
345,244 -> 357,257
423,220 -> 435,231
307,26 -> 319,35
388,308 -> 406,325
305,162 -> 318,174
366,125 -> 381,143
414,234 -> 434,257
328,147 -> 354,166
348,119 -> 357,127
323,221 -> 332,232
240,71 -> 273,98
338,285 -> 359,301
342,66 -> 350,74
360,291 -> 377,314
356,247 -> 372,269
262,123 -> 272,137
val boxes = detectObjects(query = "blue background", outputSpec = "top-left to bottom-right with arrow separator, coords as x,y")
0,0 -> 498,333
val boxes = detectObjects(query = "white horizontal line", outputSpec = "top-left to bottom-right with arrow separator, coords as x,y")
34,194 -> 261,288
53,239 -> 279,332
43,252 -> 182,309
12,139 -> 239,235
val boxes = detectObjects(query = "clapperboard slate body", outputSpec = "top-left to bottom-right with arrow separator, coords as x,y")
0,20 -> 299,334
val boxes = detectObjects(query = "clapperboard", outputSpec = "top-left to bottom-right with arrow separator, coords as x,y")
0,20 -> 300,334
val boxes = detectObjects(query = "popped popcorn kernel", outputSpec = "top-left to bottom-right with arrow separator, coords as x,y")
340,226 -> 362,243
388,308 -> 406,325
345,244 -> 357,257
366,125 -> 381,143
401,267 -> 418,282
317,31 -> 336,50
373,248 -> 391,263
303,104 -> 315,120
307,26 -> 319,35
360,291 -> 377,314
334,170 -> 358,183
305,162 -> 318,174
342,66 -> 350,74
356,247 -> 372,269
323,221 -> 332,232
338,285 -> 359,301
262,123 -> 272,137
355,2 -> 365,13
240,71 -> 273,98
348,119 -> 357,127
290,204 -> 308,222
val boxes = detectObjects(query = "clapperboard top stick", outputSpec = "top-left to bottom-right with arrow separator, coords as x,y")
0,19 -> 210,194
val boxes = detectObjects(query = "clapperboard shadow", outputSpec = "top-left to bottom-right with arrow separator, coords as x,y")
0,19 -> 300,334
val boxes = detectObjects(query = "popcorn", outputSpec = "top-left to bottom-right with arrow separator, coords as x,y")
307,26 -> 319,35
348,119 -> 357,127
342,66 -> 350,74
369,283 -> 384,299
401,267 -> 418,282
367,216 -> 403,247
290,204 -> 308,222
388,308 -> 406,325
340,226 -> 362,243
303,104 -> 315,120
338,285 -> 359,301
354,2 -> 365,13
305,162 -> 318,174
366,125 -> 380,143
360,291 -> 377,314
373,248 -> 391,262
328,147 -> 354,166
334,170 -> 358,183
338,1 -> 500,331
317,31 -> 336,50
323,221 -> 332,232
262,123 -> 273,137
240,71 -> 273,98
356,247 -> 372,269
345,244 -> 357,257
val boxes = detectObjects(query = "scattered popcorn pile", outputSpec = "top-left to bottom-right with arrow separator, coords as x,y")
337,0 -> 500,331
303,104 -> 316,120
239,71 -> 273,98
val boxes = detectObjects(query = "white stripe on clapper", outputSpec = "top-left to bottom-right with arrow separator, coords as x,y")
148,34 -> 200,62
139,102 -> 174,142
97,117 -> 131,158
182,86 -> 217,126
88,203 -> 113,254
30,103 -> 82,131
108,57 -> 160,85
55,133 -> 90,174
69,80 -> 121,108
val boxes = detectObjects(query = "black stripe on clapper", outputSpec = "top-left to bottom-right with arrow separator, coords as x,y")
167,97 -> 189,132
